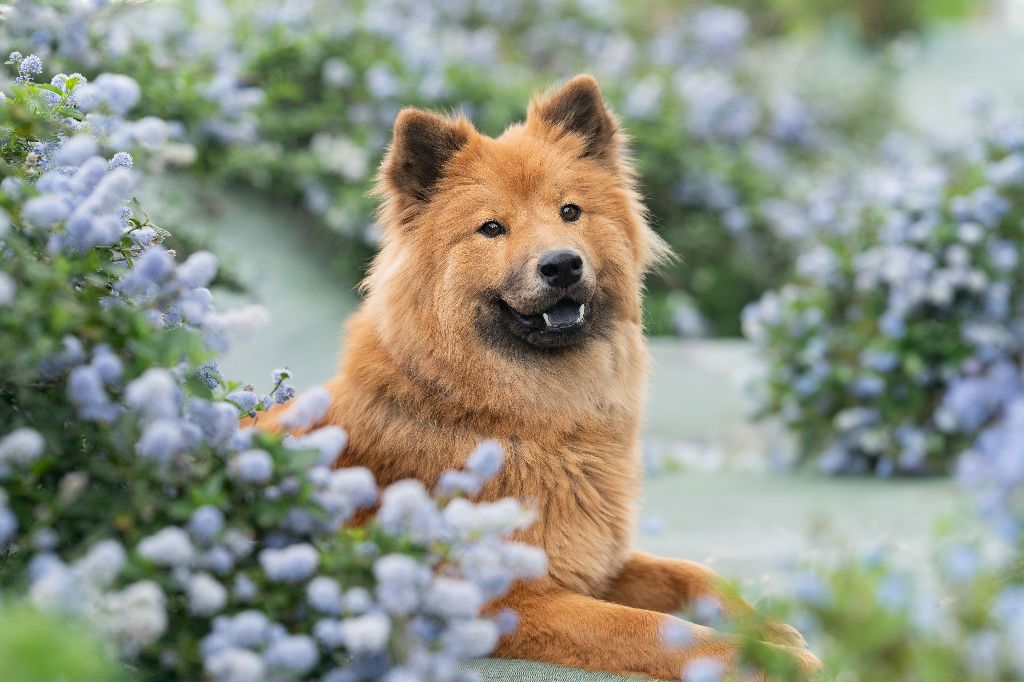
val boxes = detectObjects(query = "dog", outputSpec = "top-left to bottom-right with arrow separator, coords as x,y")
260,74 -> 821,680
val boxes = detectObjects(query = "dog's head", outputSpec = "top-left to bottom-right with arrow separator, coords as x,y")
365,75 -> 668,363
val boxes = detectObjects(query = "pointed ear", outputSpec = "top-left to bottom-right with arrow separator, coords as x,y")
527,75 -> 619,161
378,108 -> 474,212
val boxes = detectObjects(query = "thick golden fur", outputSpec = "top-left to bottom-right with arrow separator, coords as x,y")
258,75 -> 820,680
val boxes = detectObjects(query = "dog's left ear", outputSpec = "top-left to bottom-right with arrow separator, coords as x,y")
527,75 -> 619,163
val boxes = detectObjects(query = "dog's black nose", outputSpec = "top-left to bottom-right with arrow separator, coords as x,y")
538,250 -> 584,288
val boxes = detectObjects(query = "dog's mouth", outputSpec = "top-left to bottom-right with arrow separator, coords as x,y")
496,297 -> 591,348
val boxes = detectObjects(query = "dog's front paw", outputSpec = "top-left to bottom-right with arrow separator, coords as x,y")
760,620 -> 807,649
783,646 -> 823,679
748,642 -> 822,682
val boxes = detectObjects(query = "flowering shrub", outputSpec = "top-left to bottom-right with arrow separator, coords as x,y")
674,407 -> 1024,680
726,90 -> 1024,678
3,0 -> 891,335
727,538 -> 1024,682
743,112 -> 1024,475
0,55 -> 545,680
731,385 -> 1024,680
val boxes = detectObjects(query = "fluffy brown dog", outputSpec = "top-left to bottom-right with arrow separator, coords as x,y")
260,75 -> 820,680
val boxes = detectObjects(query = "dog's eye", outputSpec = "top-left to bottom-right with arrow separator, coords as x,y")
478,220 -> 506,238
560,204 -> 582,222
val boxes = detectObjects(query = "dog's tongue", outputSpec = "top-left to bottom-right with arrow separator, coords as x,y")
543,298 -> 582,329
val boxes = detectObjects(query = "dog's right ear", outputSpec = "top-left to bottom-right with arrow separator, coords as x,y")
377,108 -> 474,218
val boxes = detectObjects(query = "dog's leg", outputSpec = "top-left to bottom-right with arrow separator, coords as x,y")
602,550 -> 810,650
490,581 -> 820,681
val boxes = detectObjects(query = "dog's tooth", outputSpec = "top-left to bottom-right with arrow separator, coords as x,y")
578,304 -> 585,322
542,313 -> 551,327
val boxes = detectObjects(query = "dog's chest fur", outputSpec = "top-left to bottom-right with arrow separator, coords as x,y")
324,315 -> 649,598
333,373 -> 643,596
497,431 -> 642,595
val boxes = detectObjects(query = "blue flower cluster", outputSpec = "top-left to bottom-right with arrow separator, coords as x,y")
1,0 -> 261,146
0,56 -> 546,680
735,112 -> 1024,672
744,111 -> 1024,477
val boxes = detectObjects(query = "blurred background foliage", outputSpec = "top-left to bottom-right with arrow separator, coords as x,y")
723,0 -> 976,42
8,0 -> 916,336
0,602 -> 123,682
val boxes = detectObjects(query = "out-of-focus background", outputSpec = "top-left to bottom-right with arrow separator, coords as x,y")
6,0 -> 1024,591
